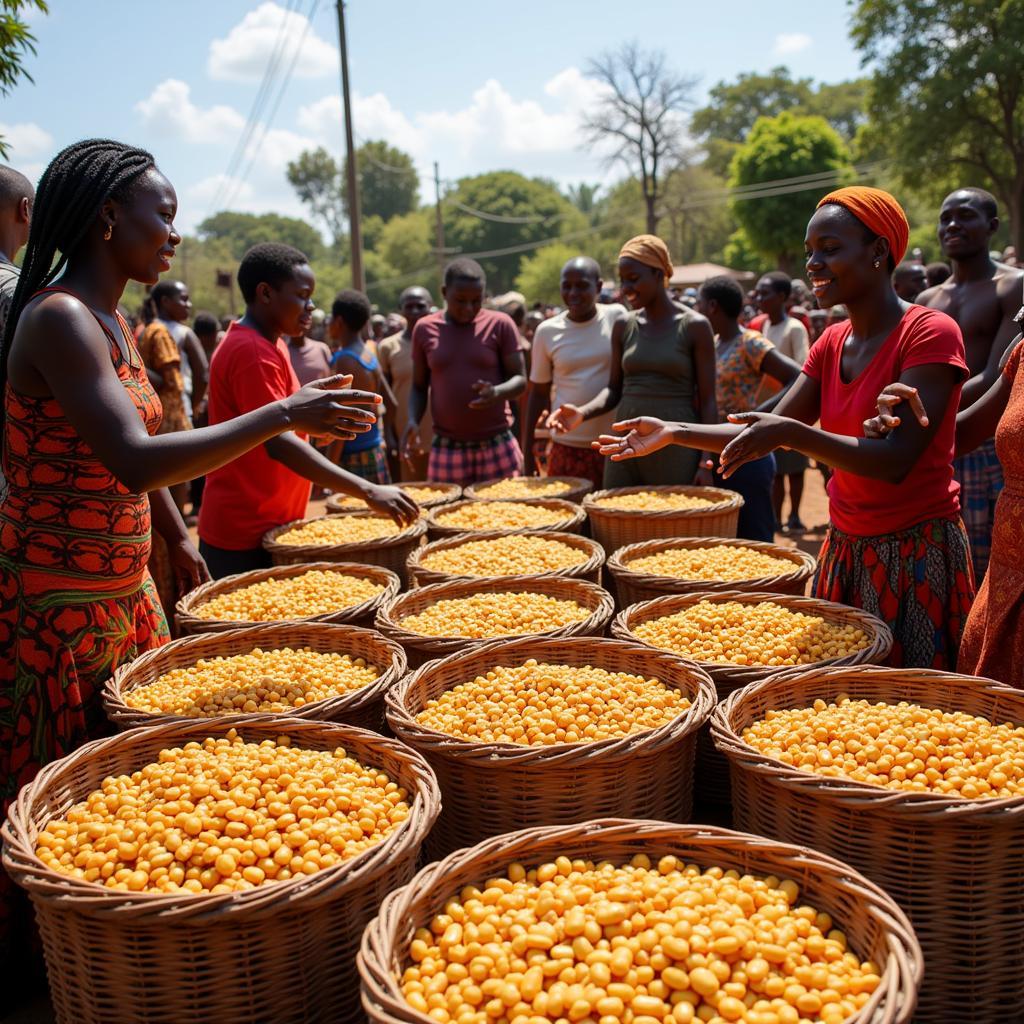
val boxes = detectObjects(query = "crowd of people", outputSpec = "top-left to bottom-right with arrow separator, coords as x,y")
1,139 -> 1023,993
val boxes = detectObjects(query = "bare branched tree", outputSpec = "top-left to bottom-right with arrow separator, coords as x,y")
582,42 -> 698,236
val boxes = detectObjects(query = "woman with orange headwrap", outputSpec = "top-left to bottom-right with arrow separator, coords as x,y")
596,187 -> 975,669
547,234 -> 718,487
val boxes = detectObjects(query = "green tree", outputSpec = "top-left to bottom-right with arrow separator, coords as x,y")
285,146 -> 345,244
729,112 -> 852,273
565,182 -> 602,219
196,211 -> 326,262
659,164 -> 734,266
851,0 -> 1024,252
0,0 -> 48,158
345,140 -> 419,222
514,244 -> 581,305
378,209 -> 434,277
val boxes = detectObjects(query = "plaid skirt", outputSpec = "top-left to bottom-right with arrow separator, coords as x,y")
338,442 -> 391,484
814,515 -> 976,670
428,429 -> 523,486
953,437 -> 1003,580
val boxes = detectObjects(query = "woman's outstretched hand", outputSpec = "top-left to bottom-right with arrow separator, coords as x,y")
282,374 -> 382,440
593,417 -> 676,461
719,411 -> 791,478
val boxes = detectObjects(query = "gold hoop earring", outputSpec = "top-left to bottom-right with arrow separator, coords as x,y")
104,225 -> 113,241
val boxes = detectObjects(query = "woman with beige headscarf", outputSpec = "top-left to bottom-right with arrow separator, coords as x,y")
547,234 -> 718,486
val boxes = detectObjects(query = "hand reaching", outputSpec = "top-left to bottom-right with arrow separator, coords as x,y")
363,484 -> 419,527
719,412 -> 791,478
592,417 -> 677,461
862,383 -> 929,439
546,404 -> 584,434
282,374 -> 381,441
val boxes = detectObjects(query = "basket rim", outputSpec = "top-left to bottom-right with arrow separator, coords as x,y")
463,475 -> 594,502
425,497 -> 586,536
608,534 -> 816,590
175,560 -> 401,631
612,588 -> 894,675
710,663 -> 1024,817
385,635 -> 717,765
1,715 -> 440,921
375,575 -> 614,648
262,512 -> 428,558
584,483 -> 744,519
358,817 -> 922,1024
407,529 -> 605,584
327,481 -> 462,512
103,622 -> 408,728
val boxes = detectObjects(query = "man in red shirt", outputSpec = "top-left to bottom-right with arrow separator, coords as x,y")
198,243 -> 417,578
402,258 -> 527,484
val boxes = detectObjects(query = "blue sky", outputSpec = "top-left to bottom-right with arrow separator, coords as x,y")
3,1 -> 866,234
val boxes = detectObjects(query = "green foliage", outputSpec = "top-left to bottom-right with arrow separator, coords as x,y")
0,0 -> 48,158
514,244 -> 581,305
565,182 -> 602,219
378,209 -> 434,277
659,165 -> 734,267
729,112 -> 852,273
196,211 -> 326,262
285,146 -> 345,243
723,228 -> 768,278
345,140 -> 419,223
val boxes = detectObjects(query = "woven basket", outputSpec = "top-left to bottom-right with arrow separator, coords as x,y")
376,575 -> 614,669
713,665 -> 1024,1024
175,560 -> 400,635
103,622 -> 407,734
583,484 -> 743,552
406,529 -> 605,588
386,636 -> 715,856
614,590 -> 892,807
326,481 -> 461,514
609,535 -> 817,606
425,497 -> 585,541
2,716 -> 440,1024
463,474 -> 594,504
359,817 -> 922,1024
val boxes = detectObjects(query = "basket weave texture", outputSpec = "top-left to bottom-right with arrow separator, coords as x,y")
103,622 -> 407,734
406,529 -> 605,588
583,484 -> 743,552
463,474 -> 594,504
326,480 -> 462,513
613,590 -> 893,806
2,716 -> 440,1024
262,513 -> 428,585
424,497 -> 585,540
375,575 -> 614,669
358,817 -> 922,1024
608,535 -> 817,606
712,665 -> 1024,1024
175,560 -> 400,635
385,636 -> 716,856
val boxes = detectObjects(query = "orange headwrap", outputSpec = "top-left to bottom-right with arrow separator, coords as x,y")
816,186 -> 910,266
619,234 -> 674,282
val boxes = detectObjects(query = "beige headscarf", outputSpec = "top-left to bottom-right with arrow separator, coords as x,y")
619,234 -> 674,282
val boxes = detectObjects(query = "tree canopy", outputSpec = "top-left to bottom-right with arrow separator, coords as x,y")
196,211 -> 327,262
514,244 -> 582,307
0,0 -> 48,157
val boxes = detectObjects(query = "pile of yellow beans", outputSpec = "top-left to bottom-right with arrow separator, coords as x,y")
745,696 -> 1024,799
400,853 -> 882,1024
195,570 -> 383,622
331,485 -> 450,509
421,536 -> 587,578
435,502 -> 570,532
475,479 -> 572,499
415,659 -> 689,744
124,647 -> 380,717
595,491 -> 716,512
35,731 -> 410,894
632,602 -> 870,668
275,515 -> 405,546
398,592 -> 588,639
626,546 -> 795,582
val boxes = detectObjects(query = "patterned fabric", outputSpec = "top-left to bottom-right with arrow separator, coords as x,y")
953,437 -> 1003,581
136,320 -> 191,434
428,428 -> 523,485
814,516 -> 975,670
714,328 -> 773,417
338,441 -> 391,484
547,440 -> 605,491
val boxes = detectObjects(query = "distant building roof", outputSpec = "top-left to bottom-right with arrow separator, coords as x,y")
670,262 -> 757,288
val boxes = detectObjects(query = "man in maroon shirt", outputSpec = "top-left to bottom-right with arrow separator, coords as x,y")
402,258 -> 527,484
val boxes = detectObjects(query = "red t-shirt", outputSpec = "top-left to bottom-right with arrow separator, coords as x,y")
198,322 -> 311,550
803,305 -> 968,536
412,308 -> 520,441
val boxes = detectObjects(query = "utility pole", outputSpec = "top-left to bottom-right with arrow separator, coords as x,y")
336,0 -> 364,290
433,161 -> 445,292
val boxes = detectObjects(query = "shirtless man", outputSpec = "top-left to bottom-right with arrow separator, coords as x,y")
918,187 -> 1024,579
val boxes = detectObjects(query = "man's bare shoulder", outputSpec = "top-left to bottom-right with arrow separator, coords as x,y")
916,282 -> 951,308
994,262 -> 1024,298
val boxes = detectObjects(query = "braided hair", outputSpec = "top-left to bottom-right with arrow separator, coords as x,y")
0,139 -> 156,423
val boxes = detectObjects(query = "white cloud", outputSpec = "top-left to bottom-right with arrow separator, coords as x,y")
0,120 -> 53,158
774,32 -> 812,55
187,173 -> 256,209
135,79 -> 245,144
208,1 -> 337,82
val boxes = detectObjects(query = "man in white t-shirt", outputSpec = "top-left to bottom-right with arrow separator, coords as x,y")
523,257 -> 626,489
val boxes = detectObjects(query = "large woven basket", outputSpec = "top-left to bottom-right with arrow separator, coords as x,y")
386,636 -> 715,856
359,818 -> 922,1024
326,481 -> 461,513
2,716 -> 440,1024
614,590 -> 893,807
376,575 -> 614,669
425,497 -> 585,541
463,474 -> 593,504
583,483 -> 743,552
713,665 -> 1024,1024
406,529 -> 605,588
103,622 -> 407,734
609,535 -> 817,606
176,560 -> 400,635
263,513 -> 427,586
